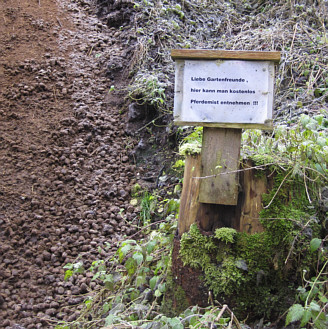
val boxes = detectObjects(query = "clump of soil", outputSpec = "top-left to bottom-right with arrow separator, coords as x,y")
1,0 -> 169,328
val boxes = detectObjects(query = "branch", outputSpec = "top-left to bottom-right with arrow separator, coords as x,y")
263,169 -> 292,209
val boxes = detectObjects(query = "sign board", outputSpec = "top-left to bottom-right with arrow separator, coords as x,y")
172,50 -> 280,129
171,50 -> 280,208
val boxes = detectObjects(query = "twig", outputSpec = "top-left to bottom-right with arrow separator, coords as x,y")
127,219 -> 167,239
303,167 -> 312,204
289,22 -> 298,54
192,163 -> 275,180
263,169 -> 292,209
214,304 -> 227,324
305,258 -> 328,308
285,218 -> 312,264
228,311 -> 234,329
135,114 -> 166,133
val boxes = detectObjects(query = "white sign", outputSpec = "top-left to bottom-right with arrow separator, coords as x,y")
174,59 -> 275,128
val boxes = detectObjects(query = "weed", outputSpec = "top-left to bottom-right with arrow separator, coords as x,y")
286,237 -> 328,328
127,73 -> 168,112
139,191 -> 156,225
57,216 -> 176,329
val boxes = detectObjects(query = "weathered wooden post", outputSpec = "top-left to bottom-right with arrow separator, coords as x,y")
171,50 -> 280,236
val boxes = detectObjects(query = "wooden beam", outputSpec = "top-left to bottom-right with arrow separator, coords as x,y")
171,49 -> 281,63
178,154 -> 202,236
198,128 -> 242,205
178,157 -> 272,235
173,120 -> 273,130
238,160 -> 272,234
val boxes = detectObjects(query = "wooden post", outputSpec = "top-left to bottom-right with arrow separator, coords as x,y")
178,158 -> 273,236
199,127 -> 241,205
178,153 -> 241,236
178,154 -> 202,236
172,49 -> 280,235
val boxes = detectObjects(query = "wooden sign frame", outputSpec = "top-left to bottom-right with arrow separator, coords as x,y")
172,50 -> 280,129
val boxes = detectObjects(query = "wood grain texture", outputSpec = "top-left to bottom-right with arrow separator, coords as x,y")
174,120 -> 274,130
198,128 -> 242,205
178,154 -> 202,236
171,49 -> 281,62
238,160 -> 273,233
178,154 -> 239,235
178,157 -> 271,235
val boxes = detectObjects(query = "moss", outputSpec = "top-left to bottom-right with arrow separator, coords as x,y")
179,224 -> 296,319
179,142 -> 202,156
214,227 -> 237,244
204,257 -> 246,296
131,183 -> 142,197
179,223 -> 217,269
178,168 -> 322,320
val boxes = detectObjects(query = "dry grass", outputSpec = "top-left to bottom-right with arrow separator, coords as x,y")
128,0 -> 327,121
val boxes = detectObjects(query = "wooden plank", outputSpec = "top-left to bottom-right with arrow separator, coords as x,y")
198,128 -> 241,205
178,154 -> 202,236
178,158 -> 273,235
238,160 -> 272,234
174,120 -> 273,130
178,154 -> 240,235
171,49 -> 281,62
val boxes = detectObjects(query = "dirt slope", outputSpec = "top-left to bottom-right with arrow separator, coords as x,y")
0,1 -> 139,327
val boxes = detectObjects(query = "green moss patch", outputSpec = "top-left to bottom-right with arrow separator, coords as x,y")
179,172 -> 322,320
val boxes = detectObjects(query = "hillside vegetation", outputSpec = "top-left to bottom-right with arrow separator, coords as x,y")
56,0 -> 327,328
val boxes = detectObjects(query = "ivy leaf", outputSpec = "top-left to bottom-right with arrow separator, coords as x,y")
189,315 -> 198,326
310,238 -> 322,252
309,301 -> 321,312
64,270 -> 73,281
104,274 -> 114,290
105,314 -> 119,325
136,275 -> 146,287
123,239 -> 137,245
84,299 -> 92,310
146,240 -> 157,254
167,317 -> 183,329
63,263 -> 73,270
149,276 -> 159,290
132,252 -> 144,265
300,309 -> 312,327
146,255 -> 154,262
286,304 -> 305,325
119,244 -> 132,262
154,289 -> 162,297
125,258 -> 137,276
103,302 -> 110,313
158,283 -> 166,293
319,294 -> 328,303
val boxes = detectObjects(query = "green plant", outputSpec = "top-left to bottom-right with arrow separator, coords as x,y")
242,113 -> 328,205
63,260 -> 84,281
286,237 -> 328,328
56,216 -> 176,329
145,304 -> 241,329
179,127 -> 203,156
128,73 -> 167,112
139,191 -> 157,225
214,227 -> 237,244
